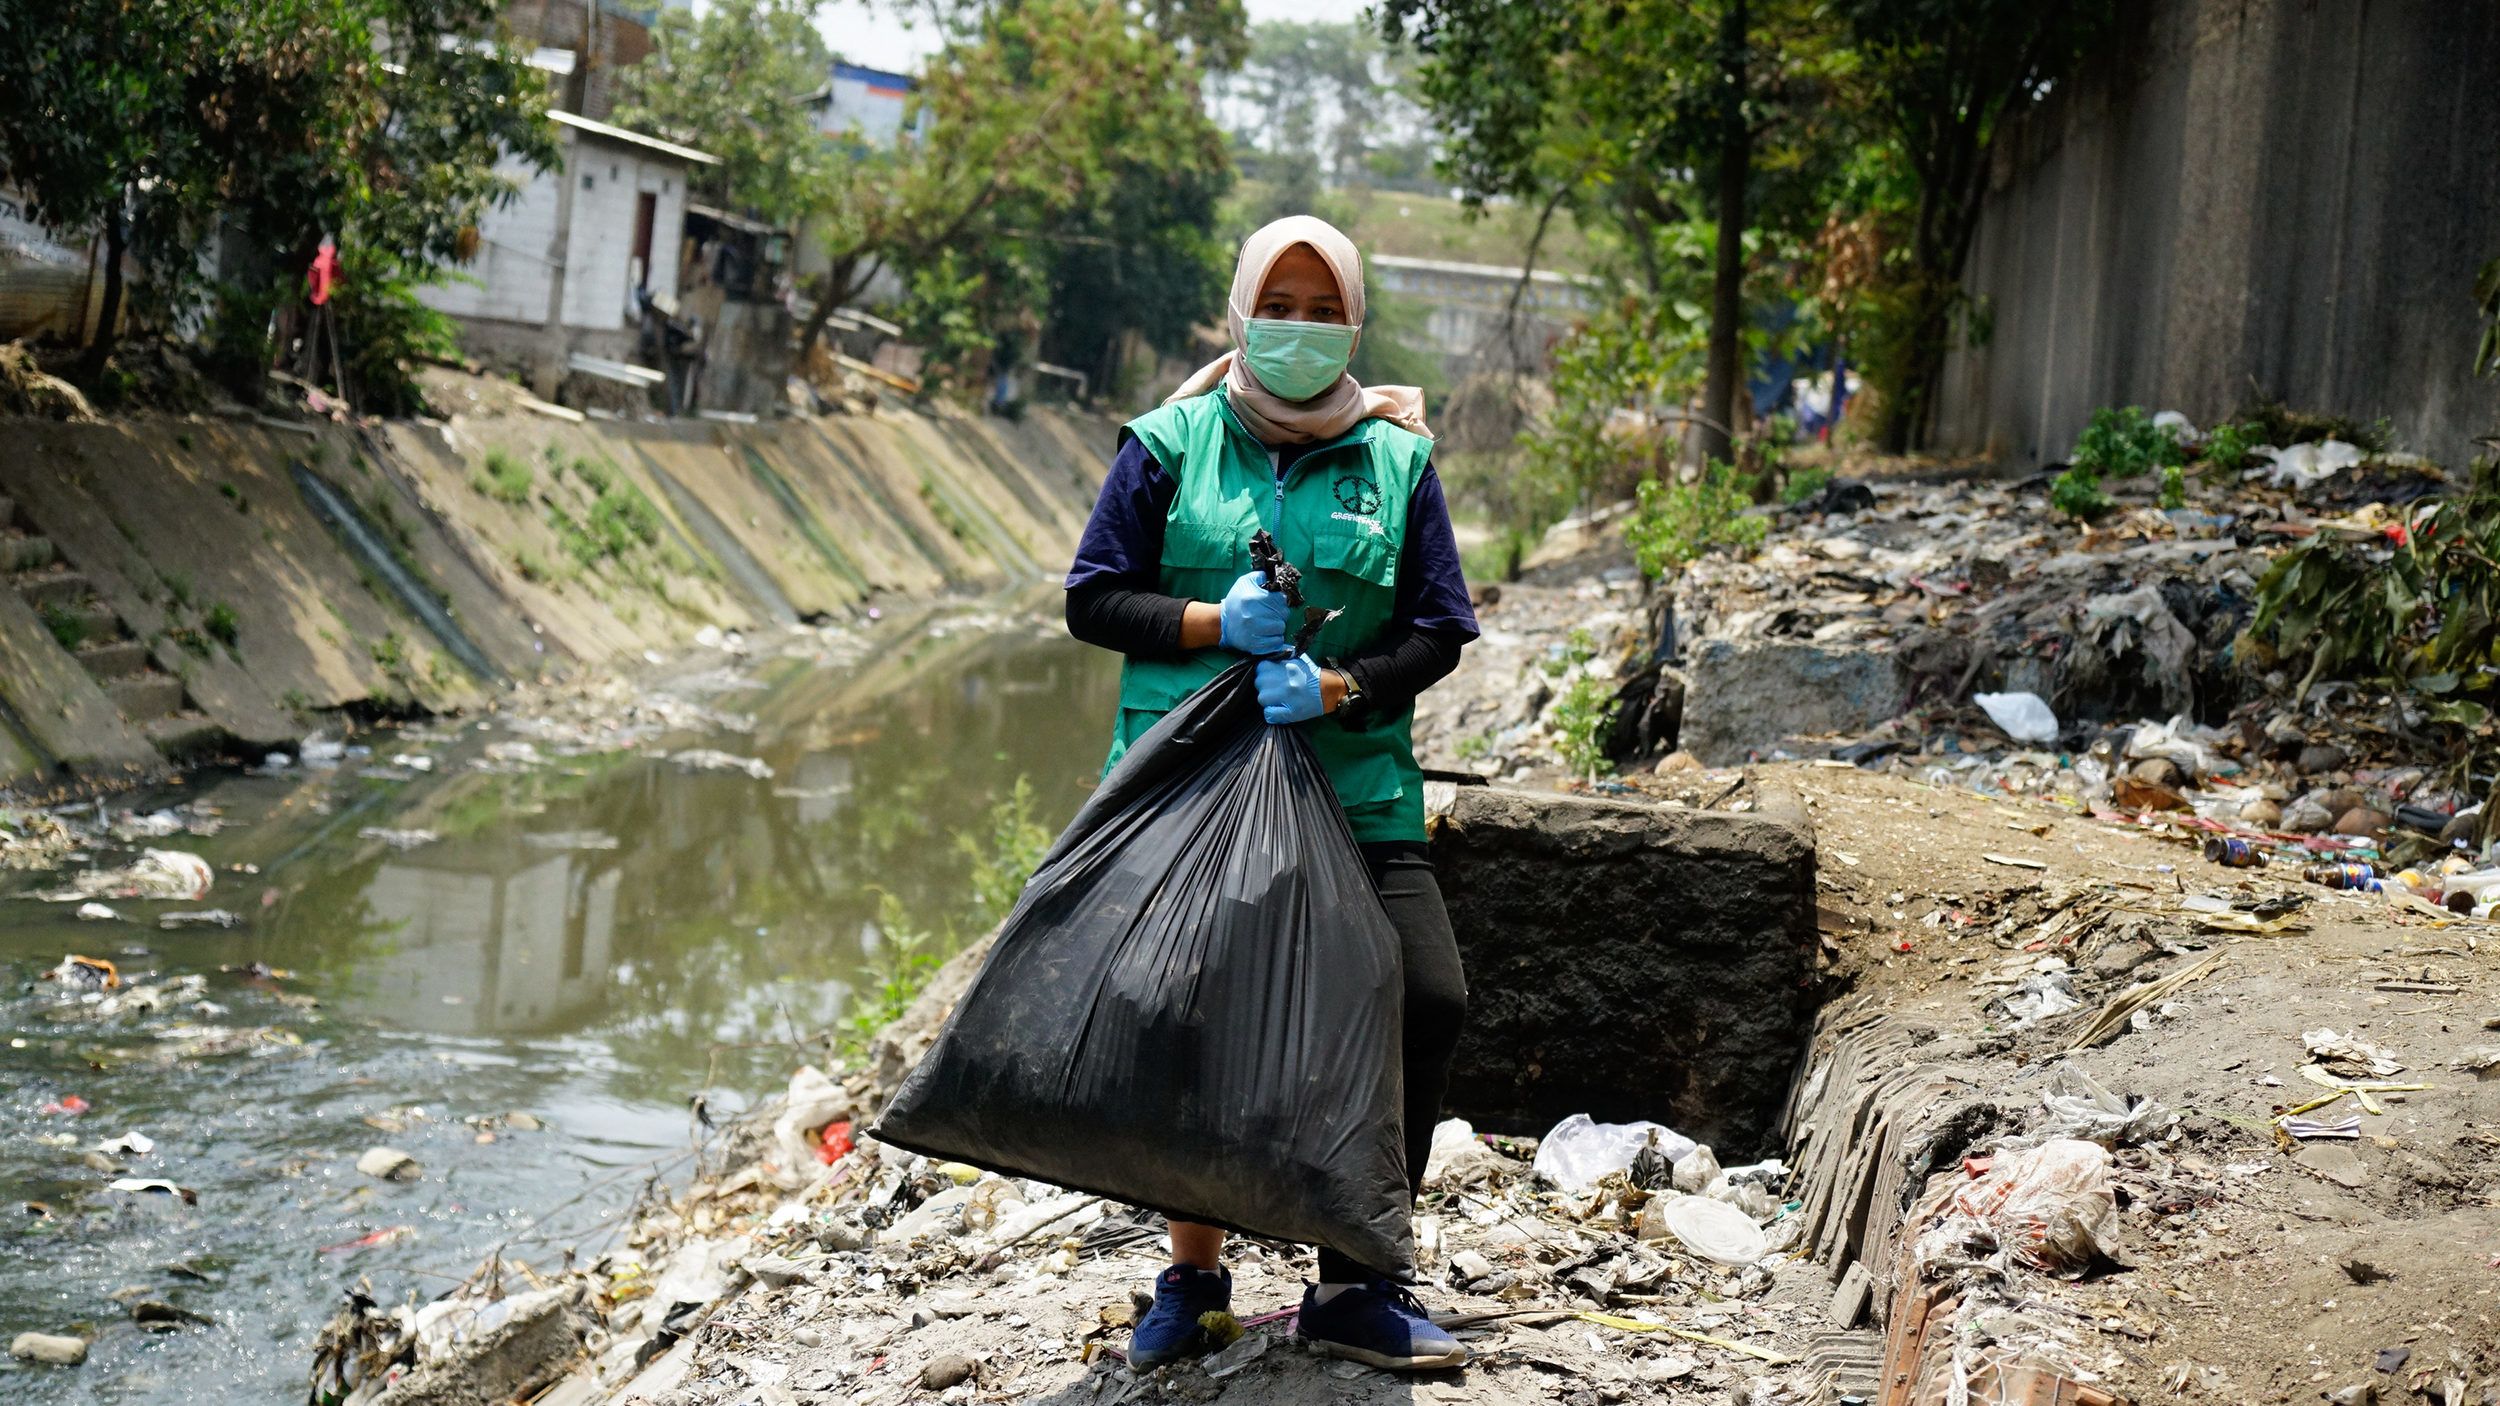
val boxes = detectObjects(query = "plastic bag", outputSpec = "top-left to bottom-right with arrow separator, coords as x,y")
872,659 -> 1414,1276
1973,691 -> 2059,744
1927,1138 -> 2116,1276
1532,1113 -> 1696,1193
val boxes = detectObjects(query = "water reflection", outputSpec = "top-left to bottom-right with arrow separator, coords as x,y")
0,611 -> 1117,1405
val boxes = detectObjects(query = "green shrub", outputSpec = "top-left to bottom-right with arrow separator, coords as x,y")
1781,465 -> 1835,505
2201,420 -> 2258,473
1550,673 -> 1617,782
203,602 -> 240,648
39,602 -> 86,651
1623,460 -> 1767,579
956,775 -> 1051,924
476,449 -> 533,504
2058,406 -> 2188,519
839,890 -> 948,1060
2158,464 -> 2186,510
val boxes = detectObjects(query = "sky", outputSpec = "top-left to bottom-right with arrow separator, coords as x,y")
815,0 -> 1359,73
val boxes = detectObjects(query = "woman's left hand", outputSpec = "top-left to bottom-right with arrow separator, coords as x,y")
1255,656 -> 1336,724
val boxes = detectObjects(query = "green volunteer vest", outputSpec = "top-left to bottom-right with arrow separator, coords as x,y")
1106,387 -> 1432,843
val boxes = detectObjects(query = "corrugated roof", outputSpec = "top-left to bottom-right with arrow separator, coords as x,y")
550,110 -> 720,166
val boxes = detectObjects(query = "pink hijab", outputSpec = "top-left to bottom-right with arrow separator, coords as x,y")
1165,215 -> 1434,445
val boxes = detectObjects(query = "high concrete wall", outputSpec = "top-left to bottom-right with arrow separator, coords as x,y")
1933,0 -> 2500,469
0,383 -> 1112,792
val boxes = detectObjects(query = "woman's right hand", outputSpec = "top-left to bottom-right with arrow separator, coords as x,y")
1217,570 -> 1290,656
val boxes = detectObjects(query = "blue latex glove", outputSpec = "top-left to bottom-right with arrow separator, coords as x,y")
1218,570 -> 1291,656
1256,655 -> 1326,725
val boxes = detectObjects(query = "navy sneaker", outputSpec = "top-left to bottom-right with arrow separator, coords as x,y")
1128,1264 -> 1233,1370
1295,1280 -> 1468,1371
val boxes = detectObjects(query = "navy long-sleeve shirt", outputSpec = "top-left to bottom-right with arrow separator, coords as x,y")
1065,432 -> 1478,713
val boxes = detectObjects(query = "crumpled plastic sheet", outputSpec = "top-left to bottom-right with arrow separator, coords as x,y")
1533,1113 -> 1697,1194
2001,971 -> 2081,1028
2081,588 -> 2201,721
2031,1064 -> 2175,1146
1914,1138 -> 2117,1278
2253,439 -> 2363,489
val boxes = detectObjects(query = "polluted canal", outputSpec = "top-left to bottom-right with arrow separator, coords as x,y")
0,602 -> 1116,1404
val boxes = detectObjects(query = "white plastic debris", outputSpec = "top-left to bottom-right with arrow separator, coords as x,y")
1917,1138 -> 2116,1277
1422,1117 -> 1508,1190
2003,969 -> 2082,1028
1532,1113 -> 1696,1193
1650,1193 -> 1769,1266
1973,691 -> 2060,744
75,902 -> 118,922
2253,439 -> 2363,490
2150,410 -> 2196,440
1670,1143 -> 1721,1194
767,1065 -> 854,1186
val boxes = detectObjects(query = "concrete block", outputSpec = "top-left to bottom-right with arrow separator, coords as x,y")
1427,784 -> 1819,1156
1679,638 -> 1907,764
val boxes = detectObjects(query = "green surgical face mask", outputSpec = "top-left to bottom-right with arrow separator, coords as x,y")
1241,317 -> 1358,401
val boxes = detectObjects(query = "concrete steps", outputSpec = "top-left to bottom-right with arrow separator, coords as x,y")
103,672 -> 185,723
0,532 -> 56,573
15,567 -> 93,610
144,713 -> 225,758
74,639 -> 150,679
0,500 -> 202,746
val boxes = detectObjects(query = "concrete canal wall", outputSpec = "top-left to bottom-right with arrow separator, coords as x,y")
0,379 -> 1113,793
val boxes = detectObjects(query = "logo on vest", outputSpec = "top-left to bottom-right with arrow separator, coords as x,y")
1331,511 -> 1386,537
1332,473 -> 1384,515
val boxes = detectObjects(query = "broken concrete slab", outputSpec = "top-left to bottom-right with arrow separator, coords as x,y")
1426,783 -> 1818,1155
1678,639 -> 1907,765
369,1287 -> 588,1406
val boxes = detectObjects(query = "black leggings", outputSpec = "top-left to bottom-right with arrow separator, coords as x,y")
1315,843 -> 1470,1284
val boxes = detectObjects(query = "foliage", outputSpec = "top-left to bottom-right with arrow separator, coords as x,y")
203,602 -> 241,648
2049,465 -> 2112,520
955,775 -> 1052,924
1528,291 -> 1709,525
1828,0 -> 2116,451
2054,405 -> 2187,520
2236,396 -> 2391,455
475,450 -> 534,505
1623,459 -> 1768,579
1548,656 -> 1617,783
2249,467 -> 2500,731
2201,420 -> 2258,474
39,603 -> 87,652
628,0 -> 1240,395
1220,20 -> 1433,195
617,0 -> 832,228
0,0 -> 555,405
1384,0 -> 1857,464
2070,405 -> 2187,480
840,890 -> 949,1060
1781,464 -> 1834,505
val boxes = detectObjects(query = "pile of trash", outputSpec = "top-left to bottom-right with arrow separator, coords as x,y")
312,947 -> 1835,1406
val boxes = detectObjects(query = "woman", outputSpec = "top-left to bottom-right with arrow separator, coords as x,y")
1063,215 -> 1479,1373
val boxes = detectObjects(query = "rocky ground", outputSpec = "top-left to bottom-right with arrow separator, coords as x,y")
302,452 -> 2500,1406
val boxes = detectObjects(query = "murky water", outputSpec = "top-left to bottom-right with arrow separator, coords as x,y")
0,603 -> 1117,1403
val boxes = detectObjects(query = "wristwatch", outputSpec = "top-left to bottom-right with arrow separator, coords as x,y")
1328,662 -> 1370,725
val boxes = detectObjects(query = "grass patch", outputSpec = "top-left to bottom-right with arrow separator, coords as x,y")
39,602 -> 87,651
473,448 -> 534,504
217,481 -> 248,512
203,602 -> 240,648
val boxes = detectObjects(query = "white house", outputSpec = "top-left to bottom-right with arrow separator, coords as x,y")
422,109 -> 719,384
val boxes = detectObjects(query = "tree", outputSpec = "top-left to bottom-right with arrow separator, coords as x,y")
0,0 -> 554,406
622,0 -> 1236,392
1831,0 -> 2112,451
615,0 -> 832,229
1382,0 -> 1845,466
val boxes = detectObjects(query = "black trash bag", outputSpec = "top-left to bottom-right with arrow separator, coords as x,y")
872,660 -> 1412,1277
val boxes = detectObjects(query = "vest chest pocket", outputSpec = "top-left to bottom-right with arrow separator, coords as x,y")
1160,520 -> 1253,600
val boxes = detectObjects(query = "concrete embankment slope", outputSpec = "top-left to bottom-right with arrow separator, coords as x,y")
0,384 -> 1112,792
